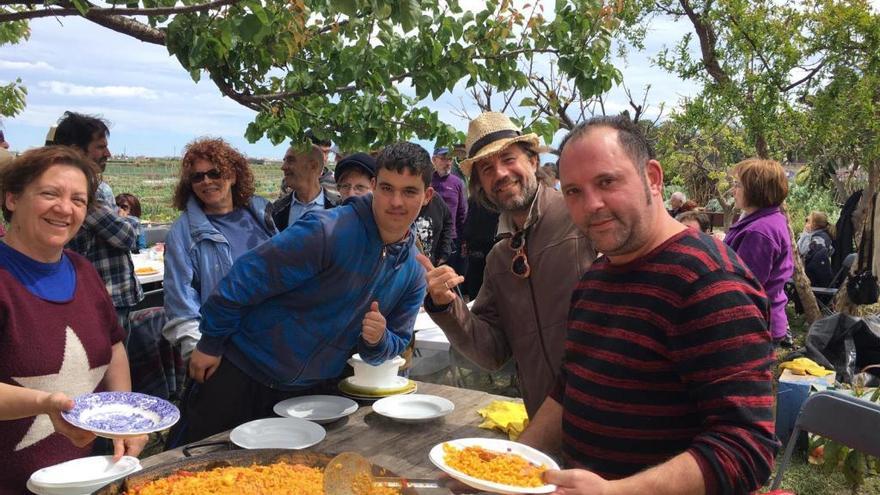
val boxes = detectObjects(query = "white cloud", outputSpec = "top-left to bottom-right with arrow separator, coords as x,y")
0,60 -> 55,71
38,81 -> 159,99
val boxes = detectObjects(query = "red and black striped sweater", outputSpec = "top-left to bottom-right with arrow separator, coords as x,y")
552,229 -> 778,494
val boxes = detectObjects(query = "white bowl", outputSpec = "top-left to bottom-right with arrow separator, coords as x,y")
347,353 -> 406,388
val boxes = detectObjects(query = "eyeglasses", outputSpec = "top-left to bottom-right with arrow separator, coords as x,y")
339,184 -> 371,194
509,229 -> 530,278
189,168 -> 222,184
116,203 -> 130,211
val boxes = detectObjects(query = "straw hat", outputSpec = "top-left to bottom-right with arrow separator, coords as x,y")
459,112 -> 541,177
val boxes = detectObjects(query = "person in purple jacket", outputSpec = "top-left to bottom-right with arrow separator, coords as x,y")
725,158 -> 795,347
431,147 -> 468,274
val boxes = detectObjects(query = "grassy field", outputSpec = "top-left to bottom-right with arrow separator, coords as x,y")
103,159 -> 284,223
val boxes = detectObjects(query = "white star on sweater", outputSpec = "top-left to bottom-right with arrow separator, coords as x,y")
11,326 -> 107,451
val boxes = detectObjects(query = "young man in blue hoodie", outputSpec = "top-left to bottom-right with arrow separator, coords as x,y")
176,142 -> 431,444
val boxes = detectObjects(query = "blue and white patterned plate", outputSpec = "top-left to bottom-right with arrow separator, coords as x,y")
62,392 -> 179,438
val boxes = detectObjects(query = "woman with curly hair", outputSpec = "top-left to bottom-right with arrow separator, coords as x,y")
163,138 -> 277,359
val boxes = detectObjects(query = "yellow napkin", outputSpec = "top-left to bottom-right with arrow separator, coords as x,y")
780,357 -> 834,377
477,401 -> 529,440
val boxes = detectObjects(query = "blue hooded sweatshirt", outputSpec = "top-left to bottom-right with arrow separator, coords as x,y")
196,194 -> 426,390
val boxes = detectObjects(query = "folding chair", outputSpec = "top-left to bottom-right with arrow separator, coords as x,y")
769,390 -> 880,490
786,253 -> 857,315
811,253 -> 856,313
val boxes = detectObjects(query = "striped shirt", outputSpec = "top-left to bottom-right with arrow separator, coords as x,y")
552,229 -> 778,494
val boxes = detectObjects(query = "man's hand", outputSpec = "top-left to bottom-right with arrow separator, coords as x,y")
362,301 -> 386,345
544,469 -> 612,495
43,392 -> 96,448
416,253 -> 465,306
189,349 -> 222,383
112,434 -> 148,461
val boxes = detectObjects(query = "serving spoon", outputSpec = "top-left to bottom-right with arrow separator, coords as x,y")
323,452 -> 444,494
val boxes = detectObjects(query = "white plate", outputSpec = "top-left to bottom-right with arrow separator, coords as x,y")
30,455 -> 140,488
344,375 -> 410,392
28,478 -> 92,495
273,395 -> 359,424
61,392 -> 179,438
339,387 -> 417,401
229,417 -> 326,450
372,394 -> 454,422
429,438 -> 560,494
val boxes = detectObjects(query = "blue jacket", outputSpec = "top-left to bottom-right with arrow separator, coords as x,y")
162,196 -> 276,356
196,194 -> 426,390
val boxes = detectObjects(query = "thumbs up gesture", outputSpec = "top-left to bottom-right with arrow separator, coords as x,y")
362,301 -> 386,345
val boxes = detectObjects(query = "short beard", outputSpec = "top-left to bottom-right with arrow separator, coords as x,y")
501,184 -> 537,213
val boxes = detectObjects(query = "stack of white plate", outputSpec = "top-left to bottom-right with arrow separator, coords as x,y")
27,455 -> 142,495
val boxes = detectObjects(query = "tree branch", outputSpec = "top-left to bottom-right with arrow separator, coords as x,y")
781,58 -> 827,92
84,11 -> 165,45
726,14 -> 778,88
0,0 -> 239,22
654,1 -> 686,16
209,73 -> 262,112
678,0 -> 731,86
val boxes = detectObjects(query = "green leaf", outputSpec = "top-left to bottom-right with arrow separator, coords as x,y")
842,449 -> 866,489
250,3 -> 269,26
822,441 -> 845,474
70,0 -> 91,16
336,0 -> 359,16
238,14 -> 263,43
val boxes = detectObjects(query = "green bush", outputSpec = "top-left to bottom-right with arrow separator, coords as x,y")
786,183 -> 839,236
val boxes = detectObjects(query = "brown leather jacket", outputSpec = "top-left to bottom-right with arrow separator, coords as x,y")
426,185 -> 594,417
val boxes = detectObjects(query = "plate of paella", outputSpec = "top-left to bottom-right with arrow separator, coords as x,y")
428,438 -> 559,494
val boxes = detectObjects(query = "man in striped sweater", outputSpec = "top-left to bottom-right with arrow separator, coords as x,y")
519,116 -> 778,495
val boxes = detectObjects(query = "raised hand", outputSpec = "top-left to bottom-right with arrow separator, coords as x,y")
416,253 -> 465,306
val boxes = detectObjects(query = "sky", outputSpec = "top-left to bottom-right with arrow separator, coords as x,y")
0,5 -> 702,160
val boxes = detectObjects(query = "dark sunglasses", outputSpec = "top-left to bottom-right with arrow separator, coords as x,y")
509,229 -> 530,279
189,168 -> 222,184
116,203 -> 130,211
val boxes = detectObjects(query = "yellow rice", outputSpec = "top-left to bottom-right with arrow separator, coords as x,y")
126,462 -> 400,495
442,444 -> 547,488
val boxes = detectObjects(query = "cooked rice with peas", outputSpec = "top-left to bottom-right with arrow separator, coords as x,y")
126,462 -> 400,495
443,444 -> 547,487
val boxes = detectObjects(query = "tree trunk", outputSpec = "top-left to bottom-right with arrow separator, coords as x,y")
755,133 -> 769,159
783,207 -> 822,324
836,162 -> 880,315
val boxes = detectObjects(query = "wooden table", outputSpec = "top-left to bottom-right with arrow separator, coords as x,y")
141,381 -> 518,479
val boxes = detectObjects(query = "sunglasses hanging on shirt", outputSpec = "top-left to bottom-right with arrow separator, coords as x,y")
509,229 -> 531,278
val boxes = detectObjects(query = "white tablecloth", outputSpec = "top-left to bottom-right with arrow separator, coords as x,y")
412,301 -> 474,352
131,252 -> 164,284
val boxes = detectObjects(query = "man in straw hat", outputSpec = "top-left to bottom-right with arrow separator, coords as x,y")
519,115 -> 777,493
418,112 -> 595,418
